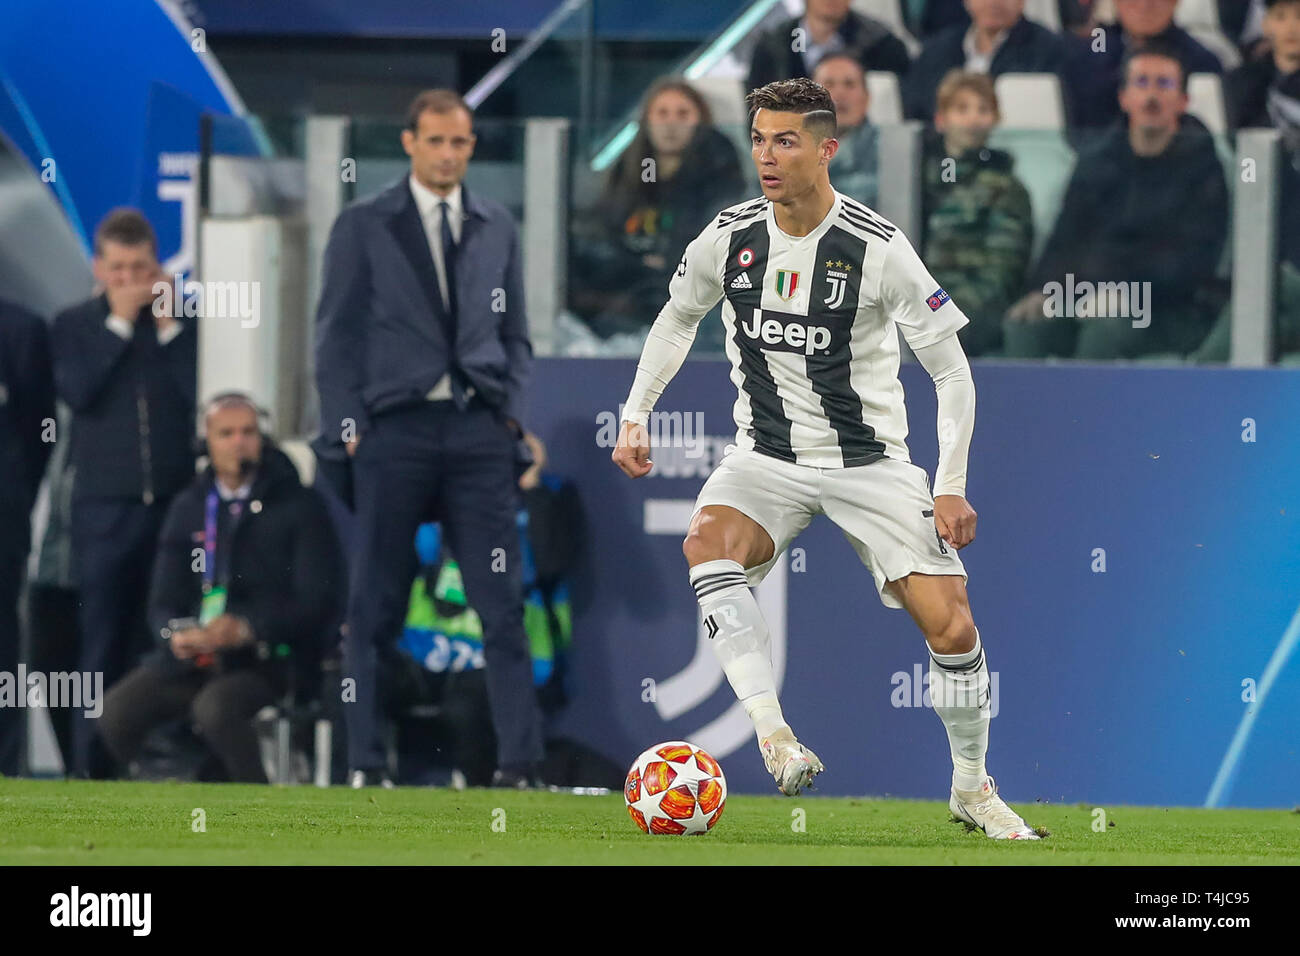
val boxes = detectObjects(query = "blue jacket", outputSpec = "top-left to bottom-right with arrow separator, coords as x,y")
313,178 -> 531,451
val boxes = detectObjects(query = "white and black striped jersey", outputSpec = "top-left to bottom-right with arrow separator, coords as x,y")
656,191 -> 968,468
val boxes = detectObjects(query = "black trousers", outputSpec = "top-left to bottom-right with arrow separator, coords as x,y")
25,583 -> 81,770
344,401 -> 542,773
0,534 -> 24,776
98,662 -> 275,783
70,496 -> 168,777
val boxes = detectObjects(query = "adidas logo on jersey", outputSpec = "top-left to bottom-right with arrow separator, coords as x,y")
740,309 -> 833,355
729,271 -> 753,290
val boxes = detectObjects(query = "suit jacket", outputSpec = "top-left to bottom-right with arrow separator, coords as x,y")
903,16 -> 1070,120
0,299 -> 55,542
313,178 -> 531,453
51,295 -> 196,502
747,10 -> 911,94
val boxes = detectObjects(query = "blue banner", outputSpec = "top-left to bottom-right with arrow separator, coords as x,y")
531,358 -> 1300,808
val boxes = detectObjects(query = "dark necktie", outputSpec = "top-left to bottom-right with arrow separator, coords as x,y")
439,200 -> 468,407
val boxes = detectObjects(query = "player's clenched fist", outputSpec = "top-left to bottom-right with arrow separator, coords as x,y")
933,494 -> 977,549
612,420 -> 653,478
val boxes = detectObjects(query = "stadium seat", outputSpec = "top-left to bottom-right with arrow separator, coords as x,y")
1174,0 -> 1222,31
867,70 -> 904,125
1186,72 -> 1228,135
994,73 -> 1067,129
1183,25 -> 1242,69
986,127 -> 1078,261
690,73 -> 748,131
1023,0 -> 1063,32
850,0 -> 921,56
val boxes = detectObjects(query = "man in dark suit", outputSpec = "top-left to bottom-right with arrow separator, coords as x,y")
748,0 -> 911,95
315,88 -> 543,788
0,299 -> 55,775
903,0 -> 1069,119
51,209 -> 197,777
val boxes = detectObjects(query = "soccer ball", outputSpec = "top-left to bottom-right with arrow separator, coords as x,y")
624,741 -> 727,835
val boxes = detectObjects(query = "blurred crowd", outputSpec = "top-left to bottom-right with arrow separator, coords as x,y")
565,0 -> 1300,361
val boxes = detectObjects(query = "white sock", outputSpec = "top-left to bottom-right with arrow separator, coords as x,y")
690,559 -> 787,741
929,629 -> 990,794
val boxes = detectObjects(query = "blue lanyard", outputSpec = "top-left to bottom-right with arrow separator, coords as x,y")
203,487 -> 220,588
203,485 -> 246,589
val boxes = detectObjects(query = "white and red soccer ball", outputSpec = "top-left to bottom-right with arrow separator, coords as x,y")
624,741 -> 727,835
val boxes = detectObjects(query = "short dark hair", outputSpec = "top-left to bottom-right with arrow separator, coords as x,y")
746,77 -> 838,140
94,208 -> 156,257
406,89 -> 472,131
1264,0 -> 1300,10
202,390 -> 265,429
1121,39 -> 1187,93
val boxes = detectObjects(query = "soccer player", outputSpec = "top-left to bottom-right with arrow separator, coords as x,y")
611,78 -> 1040,840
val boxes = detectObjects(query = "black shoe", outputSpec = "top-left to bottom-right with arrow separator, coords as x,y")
491,767 -> 542,790
349,769 -> 395,789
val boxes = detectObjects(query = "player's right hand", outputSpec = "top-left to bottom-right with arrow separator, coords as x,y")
612,420 -> 652,478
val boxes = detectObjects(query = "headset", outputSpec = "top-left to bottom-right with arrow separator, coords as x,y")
193,390 -> 273,460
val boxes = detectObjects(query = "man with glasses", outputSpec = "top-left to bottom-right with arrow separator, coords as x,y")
1007,42 -> 1229,359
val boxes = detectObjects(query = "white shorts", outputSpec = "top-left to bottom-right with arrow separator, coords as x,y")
692,447 -> 967,610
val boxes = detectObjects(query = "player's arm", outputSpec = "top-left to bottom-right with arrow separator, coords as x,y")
881,232 -> 977,548
612,227 -> 724,478
912,334 -> 976,548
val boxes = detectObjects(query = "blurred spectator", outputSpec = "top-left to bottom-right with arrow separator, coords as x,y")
905,0 -> 979,38
0,299 -> 55,775
921,72 -> 1034,356
1196,0 -> 1300,361
1064,0 -> 1225,129
814,53 -> 881,207
1007,43 -> 1229,358
51,209 -> 196,778
98,393 -> 343,783
569,79 -> 744,342
315,89 -> 543,789
1226,0 -> 1300,127
747,0 -> 911,94
25,404 -> 80,771
904,0 -> 1069,120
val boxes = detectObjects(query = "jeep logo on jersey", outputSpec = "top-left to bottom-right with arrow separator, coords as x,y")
739,309 -> 833,355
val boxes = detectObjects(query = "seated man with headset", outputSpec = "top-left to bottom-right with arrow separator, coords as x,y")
98,392 -> 344,782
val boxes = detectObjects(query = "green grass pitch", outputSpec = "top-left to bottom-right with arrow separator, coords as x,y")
2,778 -> 1297,865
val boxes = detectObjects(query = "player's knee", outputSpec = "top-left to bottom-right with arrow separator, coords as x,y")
927,614 -> 978,656
682,526 -> 723,566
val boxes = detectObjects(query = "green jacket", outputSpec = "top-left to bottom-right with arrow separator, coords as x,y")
921,139 -> 1033,357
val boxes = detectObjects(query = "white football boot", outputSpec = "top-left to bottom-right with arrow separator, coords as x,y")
760,729 -> 824,796
949,776 -> 1041,840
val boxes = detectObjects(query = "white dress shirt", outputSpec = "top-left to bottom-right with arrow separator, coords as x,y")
105,313 -> 184,345
963,26 -> 1010,74
408,174 -> 469,402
